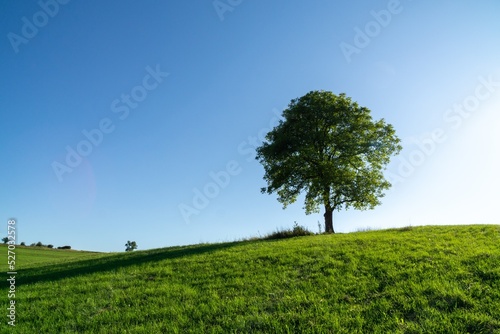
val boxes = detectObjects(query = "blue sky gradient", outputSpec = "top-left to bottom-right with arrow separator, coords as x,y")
2,0 -> 499,251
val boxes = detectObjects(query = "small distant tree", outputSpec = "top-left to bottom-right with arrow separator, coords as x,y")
20,242 -> 26,246
36,241 -> 43,247
2,237 -> 8,244
47,244 -> 54,249
125,241 -> 138,252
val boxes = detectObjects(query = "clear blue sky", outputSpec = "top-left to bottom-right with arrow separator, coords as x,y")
1,0 -> 499,252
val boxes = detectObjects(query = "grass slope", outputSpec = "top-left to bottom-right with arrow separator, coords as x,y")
0,245 -> 103,272
2,225 -> 500,333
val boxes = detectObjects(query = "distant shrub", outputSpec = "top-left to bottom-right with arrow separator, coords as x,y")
36,241 -> 43,247
30,243 -> 36,247
58,246 -> 71,250
47,244 -> 54,249
387,226 -> 413,232
264,222 -> 314,240
20,242 -> 26,246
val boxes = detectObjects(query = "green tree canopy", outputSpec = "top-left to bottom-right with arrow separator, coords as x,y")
256,91 -> 402,233
125,240 -> 138,252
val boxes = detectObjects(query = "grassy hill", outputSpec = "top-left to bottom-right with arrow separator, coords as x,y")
2,225 -> 500,333
0,245 -> 103,272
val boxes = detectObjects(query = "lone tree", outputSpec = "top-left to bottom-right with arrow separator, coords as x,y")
256,91 -> 401,233
125,240 -> 138,252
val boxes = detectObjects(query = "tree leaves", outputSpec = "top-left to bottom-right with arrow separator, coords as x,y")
256,91 -> 402,228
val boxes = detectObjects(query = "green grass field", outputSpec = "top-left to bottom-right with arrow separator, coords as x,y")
2,225 -> 500,333
0,246 -> 102,272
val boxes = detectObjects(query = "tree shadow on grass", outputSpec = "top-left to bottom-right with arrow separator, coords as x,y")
15,241 -> 245,286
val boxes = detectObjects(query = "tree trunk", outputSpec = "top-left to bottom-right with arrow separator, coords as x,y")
324,206 -> 335,233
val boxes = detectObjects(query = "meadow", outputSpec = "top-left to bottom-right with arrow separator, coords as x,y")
1,225 -> 499,333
